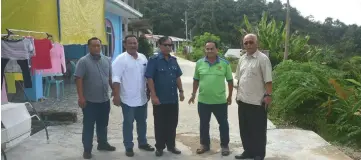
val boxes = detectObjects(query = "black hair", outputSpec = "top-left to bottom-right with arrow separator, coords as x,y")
124,35 -> 137,42
157,36 -> 172,45
205,40 -> 218,48
87,37 -> 101,45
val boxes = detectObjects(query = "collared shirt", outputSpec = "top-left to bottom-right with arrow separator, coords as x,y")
194,56 -> 233,104
112,52 -> 148,107
74,53 -> 111,103
145,53 -> 182,104
235,50 -> 272,106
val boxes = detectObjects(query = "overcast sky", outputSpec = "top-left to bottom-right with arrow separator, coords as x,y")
267,0 -> 361,25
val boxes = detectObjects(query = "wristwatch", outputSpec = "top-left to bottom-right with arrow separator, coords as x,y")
264,93 -> 272,97
179,89 -> 184,93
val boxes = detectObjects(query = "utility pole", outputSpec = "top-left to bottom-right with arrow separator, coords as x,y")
185,11 -> 188,40
284,0 -> 290,60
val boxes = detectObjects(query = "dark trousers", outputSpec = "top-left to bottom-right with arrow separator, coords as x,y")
237,101 -> 267,158
153,103 -> 179,150
121,102 -> 148,149
1,58 -> 32,89
198,102 -> 229,147
82,100 -> 110,152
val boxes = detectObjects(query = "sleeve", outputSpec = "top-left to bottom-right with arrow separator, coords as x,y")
234,58 -> 242,81
175,60 -> 183,78
74,59 -> 86,78
260,57 -> 273,83
108,57 -> 112,78
145,58 -> 156,79
111,57 -> 124,83
193,62 -> 200,80
225,63 -> 233,82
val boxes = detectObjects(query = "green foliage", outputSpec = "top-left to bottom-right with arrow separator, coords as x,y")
240,12 -> 310,65
188,32 -> 224,61
271,60 -> 361,147
138,36 -> 153,59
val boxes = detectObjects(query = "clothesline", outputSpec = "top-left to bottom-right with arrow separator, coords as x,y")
4,29 -> 52,39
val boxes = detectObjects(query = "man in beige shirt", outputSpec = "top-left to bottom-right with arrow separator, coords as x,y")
234,34 -> 272,160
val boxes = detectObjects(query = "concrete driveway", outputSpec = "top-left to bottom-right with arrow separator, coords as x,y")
1,57 -> 351,160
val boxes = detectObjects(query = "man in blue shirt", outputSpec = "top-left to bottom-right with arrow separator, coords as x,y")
145,36 -> 185,157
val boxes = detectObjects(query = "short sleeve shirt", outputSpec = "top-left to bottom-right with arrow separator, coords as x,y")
235,51 -> 272,106
194,57 -> 233,104
74,54 -> 111,103
145,53 -> 182,104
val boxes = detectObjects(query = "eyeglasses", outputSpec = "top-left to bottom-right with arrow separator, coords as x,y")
243,41 -> 254,45
162,44 -> 173,47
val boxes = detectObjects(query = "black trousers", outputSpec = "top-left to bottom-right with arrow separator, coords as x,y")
153,103 -> 179,150
82,100 -> 110,152
1,58 -> 32,89
198,102 -> 229,147
237,101 -> 267,158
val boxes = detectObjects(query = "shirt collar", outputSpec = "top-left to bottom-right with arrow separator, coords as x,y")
126,52 -> 139,59
157,52 -> 173,60
246,50 -> 260,58
204,56 -> 220,64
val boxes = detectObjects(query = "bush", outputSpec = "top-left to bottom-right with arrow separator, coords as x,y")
271,60 -> 361,147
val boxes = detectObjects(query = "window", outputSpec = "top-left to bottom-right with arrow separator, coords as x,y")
104,19 -> 115,58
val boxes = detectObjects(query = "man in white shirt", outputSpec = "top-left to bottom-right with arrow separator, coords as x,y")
112,35 -> 155,157
234,34 -> 272,160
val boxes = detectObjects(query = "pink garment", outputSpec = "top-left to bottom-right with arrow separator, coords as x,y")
42,43 -> 66,74
2,78 -> 8,103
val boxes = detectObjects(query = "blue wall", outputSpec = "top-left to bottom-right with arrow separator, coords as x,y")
105,12 -> 123,61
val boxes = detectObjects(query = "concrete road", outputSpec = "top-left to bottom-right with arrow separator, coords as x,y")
2,57 -> 351,160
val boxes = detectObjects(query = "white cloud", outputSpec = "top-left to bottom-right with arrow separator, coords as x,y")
269,0 -> 361,25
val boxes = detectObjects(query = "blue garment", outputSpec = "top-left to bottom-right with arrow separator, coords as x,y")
145,53 -> 182,104
120,102 -> 148,149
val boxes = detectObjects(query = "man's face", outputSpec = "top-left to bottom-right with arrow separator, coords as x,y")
159,39 -> 173,54
88,39 -> 101,55
125,37 -> 138,54
243,36 -> 257,54
205,42 -> 218,58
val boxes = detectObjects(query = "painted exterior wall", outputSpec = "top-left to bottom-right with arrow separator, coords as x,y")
105,12 -> 123,60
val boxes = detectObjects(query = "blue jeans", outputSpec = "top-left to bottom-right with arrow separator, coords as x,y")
121,102 -> 148,149
198,102 -> 229,147
82,100 -> 110,152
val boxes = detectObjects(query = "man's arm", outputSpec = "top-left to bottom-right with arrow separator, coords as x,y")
261,57 -> 273,95
108,58 -> 114,91
175,60 -> 184,92
234,57 -> 243,87
225,63 -> 234,98
75,77 -> 85,99
145,58 -> 157,96
74,59 -> 87,107
192,62 -> 200,95
111,57 -> 124,98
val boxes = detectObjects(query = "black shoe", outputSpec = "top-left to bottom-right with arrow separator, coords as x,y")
221,146 -> 230,156
155,150 -> 163,157
83,152 -> 92,159
167,147 -> 181,154
125,148 -> 135,157
139,144 -> 155,151
235,152 -> 253,159
254,156 -> 264,160
97,143 -> 116,151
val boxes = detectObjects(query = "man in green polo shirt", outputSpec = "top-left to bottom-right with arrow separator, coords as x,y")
188,41 -> 233,156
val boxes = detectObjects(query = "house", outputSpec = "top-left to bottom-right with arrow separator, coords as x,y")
144,34 -> 189,53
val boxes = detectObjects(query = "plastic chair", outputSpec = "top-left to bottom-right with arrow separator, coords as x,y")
70,61 -> 76,82
44,76 -> 64,100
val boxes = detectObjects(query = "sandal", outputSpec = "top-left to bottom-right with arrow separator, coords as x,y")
221,147 -> 230,156
196,145 -> 210,154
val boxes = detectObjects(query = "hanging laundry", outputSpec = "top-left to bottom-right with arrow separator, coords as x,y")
1,58 -> 32,88
42,43 -> 66,75
1,38 -> 35,60
31,38 -> 53,72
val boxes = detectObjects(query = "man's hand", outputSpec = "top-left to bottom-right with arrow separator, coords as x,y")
263,96 -> 272,107
227,96 -> 232,105
113,95 -> 121,107
78,96 -> 86,108
151,95 -> 161,105
179,92 -> 185,101
188,94 -> 195,104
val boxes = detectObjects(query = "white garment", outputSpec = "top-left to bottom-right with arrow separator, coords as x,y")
112,52 -> 148,107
